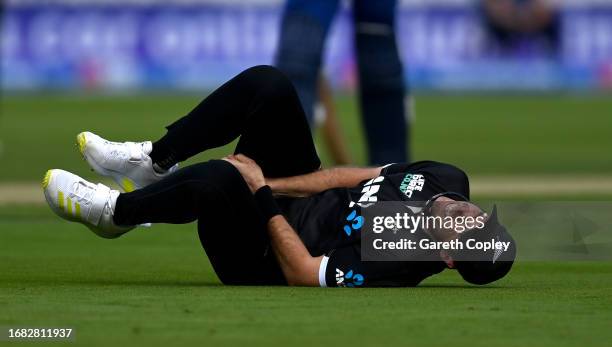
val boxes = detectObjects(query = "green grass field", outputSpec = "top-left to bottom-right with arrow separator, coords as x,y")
2,94 -> 612,181
1,94 -> 611,346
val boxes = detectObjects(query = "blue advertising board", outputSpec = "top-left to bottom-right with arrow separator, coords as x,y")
2,1 -> 612,91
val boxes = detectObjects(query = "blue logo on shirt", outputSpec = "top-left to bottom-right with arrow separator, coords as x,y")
345,270 -> 364,287
343,210 -> 364,236
336,268 -> 364,287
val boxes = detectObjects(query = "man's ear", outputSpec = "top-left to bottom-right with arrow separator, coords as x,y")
440,250 -> 455,269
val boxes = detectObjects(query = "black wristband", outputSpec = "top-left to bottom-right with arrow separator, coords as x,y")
254,185 -> 281,222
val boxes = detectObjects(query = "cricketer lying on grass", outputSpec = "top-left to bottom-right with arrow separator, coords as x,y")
42,65 -> 517,288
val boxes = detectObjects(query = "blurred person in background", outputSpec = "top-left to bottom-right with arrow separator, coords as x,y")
275,0 -> 409,165
482,0 -> 560,55
315,75 -> 353,165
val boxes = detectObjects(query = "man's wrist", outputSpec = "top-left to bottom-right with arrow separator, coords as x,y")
254,185 -> 281,222
265,178 -> 279,193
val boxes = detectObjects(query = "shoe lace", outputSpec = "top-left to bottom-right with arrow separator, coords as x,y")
71,181 -> 94,204
71,181 -> 114,215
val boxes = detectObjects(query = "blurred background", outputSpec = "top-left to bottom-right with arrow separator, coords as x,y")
4,0 -> 612,91
1,0 -> 612,198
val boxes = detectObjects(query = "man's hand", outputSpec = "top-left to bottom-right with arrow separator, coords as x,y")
224,154 -> 322,286
222,154 -> 266,193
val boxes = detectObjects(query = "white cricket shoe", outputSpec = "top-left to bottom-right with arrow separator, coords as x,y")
43,169 -> 134,239
76,131 -> 177,192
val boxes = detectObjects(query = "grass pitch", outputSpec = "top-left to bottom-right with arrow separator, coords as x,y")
1,94 -> 612,181
1,94 -> 612,346
1,206 -> 611,347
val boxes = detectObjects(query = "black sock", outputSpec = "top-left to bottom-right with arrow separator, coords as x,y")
150,140 -> 178,170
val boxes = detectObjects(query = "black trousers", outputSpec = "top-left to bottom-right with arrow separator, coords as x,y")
114,66 -> 321,285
